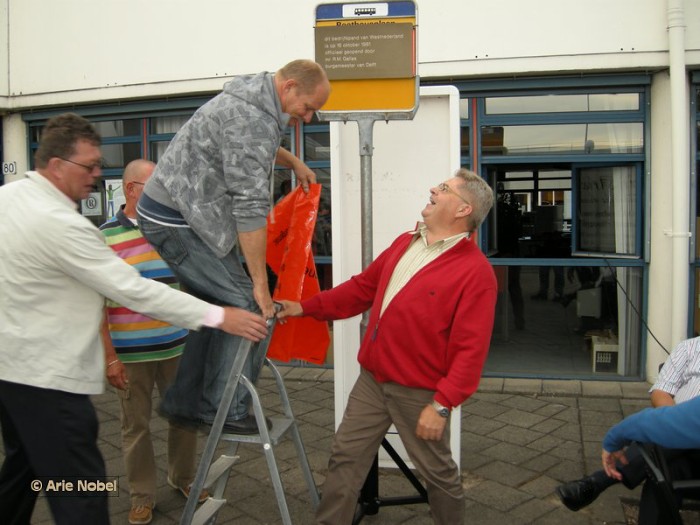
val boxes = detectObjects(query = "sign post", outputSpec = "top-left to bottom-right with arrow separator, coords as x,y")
315,2 -> 423,521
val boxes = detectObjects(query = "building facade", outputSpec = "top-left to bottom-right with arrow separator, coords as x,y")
1,0 -> 699,382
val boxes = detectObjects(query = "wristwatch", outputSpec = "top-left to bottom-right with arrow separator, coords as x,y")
431,400 -> 450,418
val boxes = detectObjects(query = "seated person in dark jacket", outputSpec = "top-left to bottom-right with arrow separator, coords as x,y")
601,391 -> 700,525
557,336 -> 700,511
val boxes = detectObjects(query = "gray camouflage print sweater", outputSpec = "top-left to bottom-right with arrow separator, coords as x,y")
142,71 -> 289,258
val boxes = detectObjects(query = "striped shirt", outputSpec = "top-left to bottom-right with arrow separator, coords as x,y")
380,223 -> 469,316
100,207 -> 188,362
651,336 -> 700,404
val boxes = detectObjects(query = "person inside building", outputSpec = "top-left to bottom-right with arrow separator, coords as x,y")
277,168 -> 498,525
100,159 -> 208,525
137,59 -> 330,435
0,113 -> 268,525
557,336 -> 700,514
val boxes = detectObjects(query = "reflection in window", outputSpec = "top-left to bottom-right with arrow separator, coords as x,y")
504,170 -> 533,179
101,143 -> 142,169
145,115 -> 193,163
492,168 -> 572,258
459,98 -> 470,119
485,93 -> 640,114
482,123 -> 643,156
539,170 -> 571,179
460,127 -> 470,157
150,142 -> 170,162
487,263 -> 641,377
94,119 -> 141,138
280,132 -> 292,152
587,124 -> 643,153
589,94 -> 639,111
273,170 -> 294,203
30,126 -> 41,144
304,132 -> 330,161
152,116 -> 189,134
577,166 -> 637,256
313,168 -> 332,257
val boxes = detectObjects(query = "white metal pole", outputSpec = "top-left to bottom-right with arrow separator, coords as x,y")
667,0 -> 690,349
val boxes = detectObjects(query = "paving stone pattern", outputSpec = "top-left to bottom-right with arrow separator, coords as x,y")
6,369 -> 654,524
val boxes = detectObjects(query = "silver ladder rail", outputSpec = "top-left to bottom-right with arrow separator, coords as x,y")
179,317 -> 320,525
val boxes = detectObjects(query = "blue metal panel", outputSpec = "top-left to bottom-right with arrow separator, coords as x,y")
316,1 -> 416,20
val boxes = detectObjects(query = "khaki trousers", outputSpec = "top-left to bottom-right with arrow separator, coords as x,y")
118,356 -> 197,506
315,369 -> 464,525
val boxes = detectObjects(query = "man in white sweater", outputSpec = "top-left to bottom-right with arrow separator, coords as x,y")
0,113 -> 268,525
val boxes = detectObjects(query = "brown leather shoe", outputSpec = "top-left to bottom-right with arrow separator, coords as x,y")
167,477 -> 209,503
128,504 -> 153,525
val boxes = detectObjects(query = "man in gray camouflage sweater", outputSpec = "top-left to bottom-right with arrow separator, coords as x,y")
137,59 -> 330,434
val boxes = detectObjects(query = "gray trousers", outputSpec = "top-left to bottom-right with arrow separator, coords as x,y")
315,369 -> 464,525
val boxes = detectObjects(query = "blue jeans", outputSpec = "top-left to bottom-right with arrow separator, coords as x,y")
138,214 -> 265,423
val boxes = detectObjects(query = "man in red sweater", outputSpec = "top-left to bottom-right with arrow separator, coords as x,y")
277,168 -> 497,525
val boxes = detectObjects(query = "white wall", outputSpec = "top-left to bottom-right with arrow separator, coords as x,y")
0,0 -> 8,98
419,0 -> 673,78
1,0 -> 699,110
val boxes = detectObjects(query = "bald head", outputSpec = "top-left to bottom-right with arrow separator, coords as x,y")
122,159 -> 155,217
275,59 -> 331,124
277,59 -> 329,94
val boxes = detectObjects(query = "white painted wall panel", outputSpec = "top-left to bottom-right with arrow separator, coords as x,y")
330,86 -> 461,467
3,0 -> 699,108
6,0 -> 318,99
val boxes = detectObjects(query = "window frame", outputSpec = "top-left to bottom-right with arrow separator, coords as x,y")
571,162 -> 644,259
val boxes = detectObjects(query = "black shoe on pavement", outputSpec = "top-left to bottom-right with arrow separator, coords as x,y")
556,474 -> 611,511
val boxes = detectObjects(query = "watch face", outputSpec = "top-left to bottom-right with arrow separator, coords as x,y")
432,401 -> 449,417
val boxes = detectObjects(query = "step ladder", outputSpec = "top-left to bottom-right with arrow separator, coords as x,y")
179,317 -> 320,525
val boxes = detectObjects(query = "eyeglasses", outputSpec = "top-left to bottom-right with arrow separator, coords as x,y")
438,182 -> 470,205
59,157 -> 103,173
130,182 -> 145,186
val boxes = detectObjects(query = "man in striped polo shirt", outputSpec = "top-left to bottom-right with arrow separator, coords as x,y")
100,159 -> 206,525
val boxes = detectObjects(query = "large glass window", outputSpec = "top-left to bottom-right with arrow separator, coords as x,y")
460,98 -> 472,167
150,115 -> 190,161
466,81 -> 648,379
575,166 -> 639,256
491,263 -> 642,376
482,123 -> 643,156
492,166 -> 572,259
485,93 -> 640,114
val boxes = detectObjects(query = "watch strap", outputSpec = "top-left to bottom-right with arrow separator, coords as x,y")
431,400 -> 450,418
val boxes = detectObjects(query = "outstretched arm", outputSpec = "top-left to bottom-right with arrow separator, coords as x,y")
237,226 -> 275,319
276,300 -> 304,320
